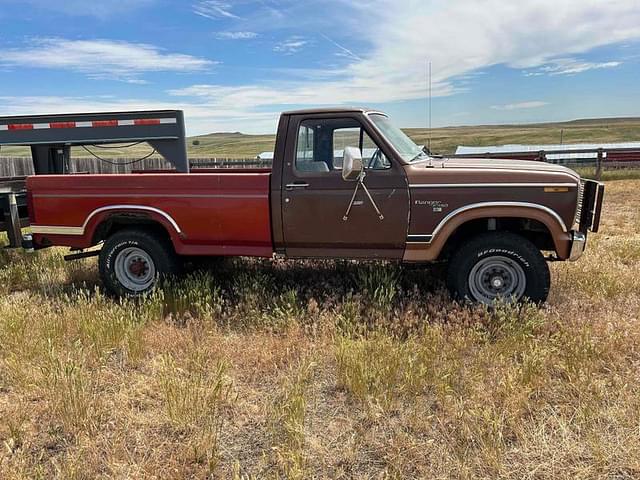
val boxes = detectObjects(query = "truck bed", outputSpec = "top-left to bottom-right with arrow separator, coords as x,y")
27,170 -> 273,257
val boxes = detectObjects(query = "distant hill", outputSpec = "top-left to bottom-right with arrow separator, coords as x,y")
2,117 -> 640,158
188,132 -> 276,158
405,117 -> 640,154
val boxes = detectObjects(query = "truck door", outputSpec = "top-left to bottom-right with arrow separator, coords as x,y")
281,114 -> 410,259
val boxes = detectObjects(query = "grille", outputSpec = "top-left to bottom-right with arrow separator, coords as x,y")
574,181 -> 585,226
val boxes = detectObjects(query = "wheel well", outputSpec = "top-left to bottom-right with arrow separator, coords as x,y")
439,217 -> 555,261
92,214 -> 174,249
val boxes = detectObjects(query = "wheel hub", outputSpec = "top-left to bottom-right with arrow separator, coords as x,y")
114,247 -> 157,293
128,257 -> 149,277
468,255 -> 527,304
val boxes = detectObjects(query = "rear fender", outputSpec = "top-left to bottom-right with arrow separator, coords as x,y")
85,206 -> 184,250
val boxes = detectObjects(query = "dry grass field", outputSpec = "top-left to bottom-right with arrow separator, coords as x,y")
0,176 -> 639,479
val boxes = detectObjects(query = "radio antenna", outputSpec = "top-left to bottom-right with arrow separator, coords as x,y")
428,60 -> 432,152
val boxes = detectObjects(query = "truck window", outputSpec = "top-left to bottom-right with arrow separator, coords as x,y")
296,123 -> 319,170
295,118 -> 390,173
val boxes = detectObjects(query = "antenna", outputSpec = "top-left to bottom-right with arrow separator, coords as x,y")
428,60 -> 432,152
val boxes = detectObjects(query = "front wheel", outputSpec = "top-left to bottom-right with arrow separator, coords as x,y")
446,232 -> 550,305
99,229 -> 178,297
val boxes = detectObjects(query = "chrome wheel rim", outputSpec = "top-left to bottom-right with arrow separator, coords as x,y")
114,247 -> 156,292
468,255 -> 526,304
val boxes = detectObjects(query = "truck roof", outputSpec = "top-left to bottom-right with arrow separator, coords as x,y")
281,107 -> 385,116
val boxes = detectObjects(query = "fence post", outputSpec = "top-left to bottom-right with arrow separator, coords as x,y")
595,148 -> 604,181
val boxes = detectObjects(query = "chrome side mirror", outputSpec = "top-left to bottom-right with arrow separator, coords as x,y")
342,147 -> 364,181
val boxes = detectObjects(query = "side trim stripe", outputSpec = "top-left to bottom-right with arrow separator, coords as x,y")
33,193 -> 269,199
407,234 -> 433,243
409,167 -> 580,182
410,182 -> 578,189
31,205 -> 182,236
30,226 -> 85,235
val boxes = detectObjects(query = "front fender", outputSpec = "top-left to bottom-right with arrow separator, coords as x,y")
404,203 -> 572,262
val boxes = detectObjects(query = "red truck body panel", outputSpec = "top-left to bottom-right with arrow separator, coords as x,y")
27,170 -> 274,257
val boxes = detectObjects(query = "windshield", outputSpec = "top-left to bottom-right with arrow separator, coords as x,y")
368,113 -> 424,162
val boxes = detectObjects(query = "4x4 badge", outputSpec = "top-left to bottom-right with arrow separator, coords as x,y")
415,200 -> 449,212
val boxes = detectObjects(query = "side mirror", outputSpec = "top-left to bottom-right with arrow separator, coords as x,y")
342,147 -> 364,181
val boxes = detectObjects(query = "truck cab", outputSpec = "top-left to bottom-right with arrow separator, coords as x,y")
271,109 -> 411,259
269,108 -> 602,303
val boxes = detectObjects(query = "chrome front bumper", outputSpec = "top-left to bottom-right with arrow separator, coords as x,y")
569,231 -> 587,262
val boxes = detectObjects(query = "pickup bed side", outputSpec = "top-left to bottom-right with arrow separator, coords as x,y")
27,170 -> 274,257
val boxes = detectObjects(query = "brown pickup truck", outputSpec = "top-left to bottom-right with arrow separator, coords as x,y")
12,107 -> 604,304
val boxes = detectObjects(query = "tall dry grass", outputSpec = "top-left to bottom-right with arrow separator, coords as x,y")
0,179 -> 639,478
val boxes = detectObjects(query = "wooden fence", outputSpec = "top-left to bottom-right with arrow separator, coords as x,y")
2,149 -> 639,179
0,157 -> 271,176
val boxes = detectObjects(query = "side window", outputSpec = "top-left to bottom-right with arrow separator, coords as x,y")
332,128 -> 391,171
361,132 -> 391,170
332,127 -> 360,169
295,118 -> 391,174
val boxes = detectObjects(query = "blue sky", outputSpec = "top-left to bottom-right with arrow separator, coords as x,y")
0,0 -> 639,134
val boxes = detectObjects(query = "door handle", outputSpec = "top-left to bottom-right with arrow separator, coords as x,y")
285,182 -> 309,190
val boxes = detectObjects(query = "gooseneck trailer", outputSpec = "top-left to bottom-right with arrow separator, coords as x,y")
0,107 -> 603,305
0,110 -> 188,248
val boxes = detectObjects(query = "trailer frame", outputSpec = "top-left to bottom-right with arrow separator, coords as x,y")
0,109 -> 188,248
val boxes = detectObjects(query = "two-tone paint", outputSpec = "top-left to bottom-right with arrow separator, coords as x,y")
26,107 -> 595,264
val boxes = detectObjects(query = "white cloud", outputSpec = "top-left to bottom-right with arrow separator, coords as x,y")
0,38 -> 215,83
340,0 -> 640,100
491,101 -> 549,111
4,1 -> 640,134
193,1 -> 240,20
168,0 -> 640,129
273,37 -> 309,55
526,58 -> 622,76
215,31 -> 258,40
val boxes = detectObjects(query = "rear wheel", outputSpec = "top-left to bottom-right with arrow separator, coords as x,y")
99,229 -> 178,297
446,232 -> 550,305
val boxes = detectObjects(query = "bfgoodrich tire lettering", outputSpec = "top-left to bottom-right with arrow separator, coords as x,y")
446,232 -> 550,304
99,229 -> 178,297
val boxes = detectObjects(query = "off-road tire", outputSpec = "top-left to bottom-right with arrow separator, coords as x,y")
99,228 -> 178,297
446,232 -> 550,304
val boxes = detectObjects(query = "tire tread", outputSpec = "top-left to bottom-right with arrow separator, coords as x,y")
446,231 -> 550,304
98,228 -> 178,297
